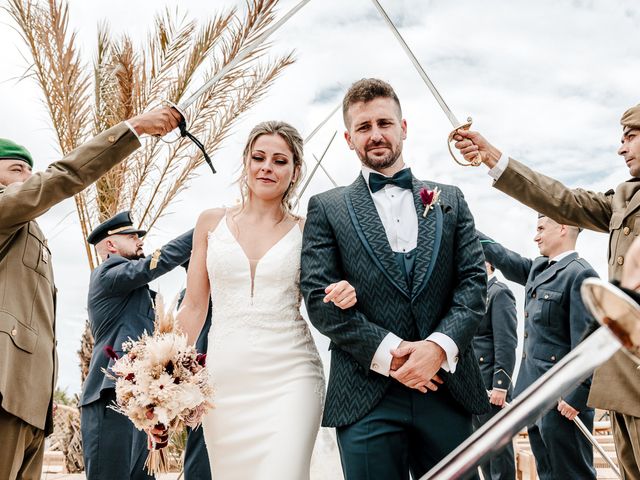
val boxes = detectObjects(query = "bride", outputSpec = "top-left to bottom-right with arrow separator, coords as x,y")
176,121 -> 356,479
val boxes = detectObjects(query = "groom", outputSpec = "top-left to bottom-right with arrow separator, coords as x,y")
301,78 -> 490,479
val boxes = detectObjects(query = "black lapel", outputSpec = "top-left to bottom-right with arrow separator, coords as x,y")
345,175 -> 410,297
411,178 -> 442,299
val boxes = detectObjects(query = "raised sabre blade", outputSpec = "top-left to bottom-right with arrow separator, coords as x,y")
369,0 -> 460,128
369,0 -> 480,166
178,0 -> 312,112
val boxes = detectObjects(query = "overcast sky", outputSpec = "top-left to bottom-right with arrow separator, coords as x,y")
1,0 -> 639,395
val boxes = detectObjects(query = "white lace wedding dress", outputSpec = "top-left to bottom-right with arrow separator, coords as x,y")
201,215 -> 325,479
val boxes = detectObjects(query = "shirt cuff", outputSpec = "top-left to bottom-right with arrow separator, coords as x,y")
124,120 -> 142,143
491,388 -> 508,393
370,332 -> 403,376
426,332 -> 459,373
488,153 -> 509,181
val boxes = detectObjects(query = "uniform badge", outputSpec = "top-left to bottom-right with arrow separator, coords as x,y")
150,249 -> 161,270
42,245 -> 49,264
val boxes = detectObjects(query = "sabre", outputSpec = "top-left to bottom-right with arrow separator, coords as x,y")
304,103 -> 341,188
369,0 -> 480,167
179,0 -> 311,112
494,396 -> 621,478
166,0 -> 312,174
294,130 -> 338,208
422,278 -> 640,480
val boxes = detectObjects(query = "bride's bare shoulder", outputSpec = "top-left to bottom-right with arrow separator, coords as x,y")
195,208 -> 226,234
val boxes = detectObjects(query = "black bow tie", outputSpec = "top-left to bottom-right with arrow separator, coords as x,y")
368,168 -> 413,193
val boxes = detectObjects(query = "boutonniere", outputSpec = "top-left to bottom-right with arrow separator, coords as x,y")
419,186 -> 441,218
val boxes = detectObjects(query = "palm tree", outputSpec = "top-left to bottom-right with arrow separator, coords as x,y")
7,0 -> 294,472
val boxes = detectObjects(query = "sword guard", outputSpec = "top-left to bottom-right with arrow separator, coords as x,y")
155,99 -> 216,175
448,117 -> 482,167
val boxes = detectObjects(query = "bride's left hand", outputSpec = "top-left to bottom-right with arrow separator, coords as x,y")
323,280 -> 357,309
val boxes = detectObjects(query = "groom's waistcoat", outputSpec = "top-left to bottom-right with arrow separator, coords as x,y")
301,175 -> 490,427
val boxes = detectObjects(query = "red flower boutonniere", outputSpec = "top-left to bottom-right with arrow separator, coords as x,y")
419,186 -> 441,218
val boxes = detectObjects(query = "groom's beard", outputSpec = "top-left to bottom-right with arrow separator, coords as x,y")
357,139 -> 403,171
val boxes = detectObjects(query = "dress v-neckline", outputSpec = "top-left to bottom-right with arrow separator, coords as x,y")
222,217 -> 300,299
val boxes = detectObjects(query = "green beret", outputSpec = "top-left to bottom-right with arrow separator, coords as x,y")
0,138 -> 33,168
621,104 -> 640,134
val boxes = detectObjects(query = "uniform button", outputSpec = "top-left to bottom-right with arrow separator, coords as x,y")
551,355 -> 556,361
497,380 -> 503,385
623,227 -> 631,236
107,135 -> 116,143
11,328 -> 17,336
372,363 -> 379,370
522,352 -> 527,359
544,294 -> 549,300
524,331 -> 528,338
617,256 -> 624,265
524,312 -> 529,318
479,356 -> 484,362
531,292 -> 536,299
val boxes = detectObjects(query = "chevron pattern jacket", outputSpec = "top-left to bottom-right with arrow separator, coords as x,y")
301,174 -> 490,427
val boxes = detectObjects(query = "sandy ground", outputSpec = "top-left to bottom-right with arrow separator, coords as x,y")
41,427 -> 345,480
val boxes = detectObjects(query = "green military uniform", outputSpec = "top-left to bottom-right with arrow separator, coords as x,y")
491,104 -> 640,480
0,123 -> 140,480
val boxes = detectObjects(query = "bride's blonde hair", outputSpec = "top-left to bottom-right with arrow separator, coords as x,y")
236,121 -> 305,219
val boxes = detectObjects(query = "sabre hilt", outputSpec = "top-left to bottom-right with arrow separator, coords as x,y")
448,117 -> 482,167
160,100 -> 215,175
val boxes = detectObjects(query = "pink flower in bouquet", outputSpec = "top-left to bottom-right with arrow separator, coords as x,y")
104,345 -> 119,360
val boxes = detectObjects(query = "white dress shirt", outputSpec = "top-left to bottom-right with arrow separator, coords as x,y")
124,120 -> 142,143
361,166 -> 459,376
488,154 -> 510,181
549,250 -> 577,263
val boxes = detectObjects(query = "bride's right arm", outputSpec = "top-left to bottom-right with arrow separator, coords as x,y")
177,208 -> 224,345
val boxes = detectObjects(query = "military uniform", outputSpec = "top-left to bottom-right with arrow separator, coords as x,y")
79,212 -> 193,480
493,156 -> 640,479
472,275 -> 517,480
481,233 -> 598,480
0,125 -> 140,479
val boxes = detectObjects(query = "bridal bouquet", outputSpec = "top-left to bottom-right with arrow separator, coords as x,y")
105,296 -> 214,474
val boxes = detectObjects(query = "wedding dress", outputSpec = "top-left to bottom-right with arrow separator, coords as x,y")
201,214 -> 325,479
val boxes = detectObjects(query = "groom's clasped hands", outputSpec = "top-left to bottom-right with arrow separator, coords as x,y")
389,340 -> 445,394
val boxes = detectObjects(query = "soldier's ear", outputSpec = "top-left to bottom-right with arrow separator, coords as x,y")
105,238 -> 118,254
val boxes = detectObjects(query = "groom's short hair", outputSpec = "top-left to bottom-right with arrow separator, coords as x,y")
342,78 -> 402,126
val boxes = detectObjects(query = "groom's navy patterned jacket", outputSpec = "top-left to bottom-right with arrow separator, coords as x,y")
301,175 -> 490,427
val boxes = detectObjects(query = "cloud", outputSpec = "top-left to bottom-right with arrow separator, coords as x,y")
1,0 -> 637,393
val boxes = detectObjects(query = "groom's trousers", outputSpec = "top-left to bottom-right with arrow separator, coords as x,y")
81,389 -> 154,480
336,382 -> 479,480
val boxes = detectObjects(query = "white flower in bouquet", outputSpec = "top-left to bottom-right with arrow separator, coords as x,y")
104,295 -> 214,474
